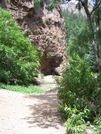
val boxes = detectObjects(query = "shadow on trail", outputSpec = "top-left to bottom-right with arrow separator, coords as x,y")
24,92 -> 64,129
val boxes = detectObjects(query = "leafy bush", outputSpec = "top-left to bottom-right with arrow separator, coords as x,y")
58,54 -> 99,111
0,8 -> 40,85
63,105 -> 88,134
58,54 -> 101,133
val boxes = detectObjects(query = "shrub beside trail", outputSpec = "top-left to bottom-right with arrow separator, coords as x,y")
0,8 -> 41,85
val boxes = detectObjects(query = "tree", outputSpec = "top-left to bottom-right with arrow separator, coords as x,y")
0,8 -> 40,85
65,0 -> 101,71
57,1 -> 101,133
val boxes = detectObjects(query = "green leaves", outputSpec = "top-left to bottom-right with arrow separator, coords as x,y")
0,83 -> 43,94
58,2 -> 101,133
58,55 -> 101,133
0,8 -> 40,85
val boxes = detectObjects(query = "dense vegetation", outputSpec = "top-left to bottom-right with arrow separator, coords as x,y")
57,1 -> 101,133
1,0 -> 101,132
0,8 -> 40,85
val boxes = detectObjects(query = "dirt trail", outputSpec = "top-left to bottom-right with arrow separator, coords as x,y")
0,88 -> 66,134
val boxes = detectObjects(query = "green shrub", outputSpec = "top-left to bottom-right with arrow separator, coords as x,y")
94,115 -> 101,133
0,8 -> 41,85
58,7 -> 101,134
58,54 -> 101,133
64,105 -> 88,134
58,54 -> 97,110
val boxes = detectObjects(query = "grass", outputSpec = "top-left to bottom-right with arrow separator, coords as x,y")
0,83 -> 44,94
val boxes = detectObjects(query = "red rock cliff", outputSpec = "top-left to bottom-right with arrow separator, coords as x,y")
0,0 -> 66,75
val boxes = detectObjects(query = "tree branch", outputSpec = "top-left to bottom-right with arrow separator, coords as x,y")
91,1 -> 101,15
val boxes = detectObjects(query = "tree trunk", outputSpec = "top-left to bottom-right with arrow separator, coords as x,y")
80,0 -> 101,72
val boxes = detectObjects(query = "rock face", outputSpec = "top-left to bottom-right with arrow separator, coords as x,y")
0,0 -> 66,75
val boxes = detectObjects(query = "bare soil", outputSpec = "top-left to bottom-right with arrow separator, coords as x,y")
0,87 -> 66,134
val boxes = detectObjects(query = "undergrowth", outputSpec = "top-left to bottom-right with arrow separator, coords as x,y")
0,83 -> 43,94
58,55 -> 101,134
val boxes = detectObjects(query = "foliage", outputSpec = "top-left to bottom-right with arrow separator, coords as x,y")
34,0 -> 61,11
46,0 -> 58,10
94,114 -> 101,133
63,9 -> 97,70
0,8 -> 40,85
34,0 -> 63,12
62,10 -> 89,57
34,0 -> 42,12
72,0 -> 101,72
64,105 -> 88,133
58,54 -> 101,133
63,10 -> 86,40
58,9 -> 101,133
34,0 -> 42,5
58,54 -> 100,112
0,82 -> 43,94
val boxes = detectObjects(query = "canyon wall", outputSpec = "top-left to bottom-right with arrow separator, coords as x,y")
0,0 -> 66,75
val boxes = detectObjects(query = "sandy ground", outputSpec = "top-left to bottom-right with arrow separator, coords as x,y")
0,88 -> 66,134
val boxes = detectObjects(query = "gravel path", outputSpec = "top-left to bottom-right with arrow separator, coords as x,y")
0,88 -> 66,134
